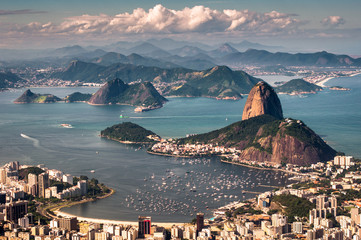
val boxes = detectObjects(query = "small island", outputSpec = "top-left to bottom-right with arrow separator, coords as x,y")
101,122 -> 161,144
275,78 -> 323,95
329,86 -> 351,91
14,78 -> 167,111
14,89 -> 62,103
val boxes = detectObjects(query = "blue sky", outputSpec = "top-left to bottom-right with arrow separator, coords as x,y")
1,0 -> 360,54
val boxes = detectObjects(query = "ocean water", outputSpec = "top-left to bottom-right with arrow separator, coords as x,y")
0,75 -> 360,222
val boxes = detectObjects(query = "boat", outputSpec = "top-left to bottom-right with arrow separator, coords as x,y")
119,115 -> 129,119
60,123 -> 73,128
90,170 -> 95,173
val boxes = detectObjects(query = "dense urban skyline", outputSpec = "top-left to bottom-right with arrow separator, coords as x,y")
0,0 -> 360,54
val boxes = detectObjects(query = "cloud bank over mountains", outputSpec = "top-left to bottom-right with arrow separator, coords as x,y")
0,4 -> 359,53
17,5 -> 303,36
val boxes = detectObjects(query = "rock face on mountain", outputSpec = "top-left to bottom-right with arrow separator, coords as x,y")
14,89 -> 61,103
242,81 -> 283,120
178,81 -> 336,166
88,78 -> 167,109
178,115 -> 336,166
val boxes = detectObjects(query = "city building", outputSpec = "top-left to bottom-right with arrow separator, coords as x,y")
138,216 -> 151,238
38,173 -> 49,198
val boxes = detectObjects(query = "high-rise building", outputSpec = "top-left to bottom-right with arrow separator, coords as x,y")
0,192 -> 6,204
5,200 -> 28,223
77,180 -> 88,196
59,217 -> 78,231
28,173 -> 38,196
8,161 -> 19,171
38,172 -> 49,198
0,168 -> 6,184
196,213 -> 204,233
63,174 -> 73,185
138,216 -> 151,238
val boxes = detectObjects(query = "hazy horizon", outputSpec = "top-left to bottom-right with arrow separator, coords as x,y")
1,0 -> 361,55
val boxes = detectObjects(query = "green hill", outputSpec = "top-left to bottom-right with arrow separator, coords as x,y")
275,79 -> 323,94
101,122 -> 160,144
64,92 -> 93,102
14,89 -> 62,103
177,114 -> 336,166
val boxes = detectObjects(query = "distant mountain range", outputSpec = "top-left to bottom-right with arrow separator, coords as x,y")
222,49 -> 361,67
0,72 -> 24,89
52,62 -> 260,99
1,38 -> 360,69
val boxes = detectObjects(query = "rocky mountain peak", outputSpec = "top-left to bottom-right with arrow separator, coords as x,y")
242,81 -> 283,120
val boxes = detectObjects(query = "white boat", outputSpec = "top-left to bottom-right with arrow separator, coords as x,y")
60,123 -> 73,128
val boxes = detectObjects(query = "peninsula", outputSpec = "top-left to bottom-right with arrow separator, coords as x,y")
148,81 -> 337,166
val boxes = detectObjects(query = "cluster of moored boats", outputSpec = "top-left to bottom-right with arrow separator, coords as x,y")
122,157 -> 291,217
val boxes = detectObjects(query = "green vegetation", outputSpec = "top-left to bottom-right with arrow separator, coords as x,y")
101,122 -> 159,143
271,194 -> 315,222
177,114 -> 278,146
50,180 -> 72,192
27,199 -> 50,225
14,89 -> 61,103
292,179 -> 331,189
52,61 -> 259,99
337,189 -> 361,203
284,120 -> 334,154
64,92 -> 92,102
232,206 -> 263,218
275,79 -> 322,94
18,167 -> 45,180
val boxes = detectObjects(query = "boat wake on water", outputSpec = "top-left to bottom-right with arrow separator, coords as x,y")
129,115 -> 239,119
20,133 -> 41,148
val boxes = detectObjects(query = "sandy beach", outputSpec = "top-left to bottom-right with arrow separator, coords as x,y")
315,77 -> 335,87
55,210 -> 185,228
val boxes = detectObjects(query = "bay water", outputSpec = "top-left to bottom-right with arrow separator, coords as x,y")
0,75 -> 360,222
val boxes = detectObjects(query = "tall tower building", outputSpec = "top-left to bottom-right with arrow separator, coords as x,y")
38,173 -> 49,198
196,213 -> 204,233
5,200 -> 28,222
0,168 -> 7,184
138,216 -> 151,238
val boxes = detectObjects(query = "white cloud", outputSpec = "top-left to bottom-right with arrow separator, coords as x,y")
14,4 -> 304,37
321,16 -> 345,27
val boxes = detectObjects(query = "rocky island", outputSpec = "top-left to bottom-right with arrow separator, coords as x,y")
14,89 -> 62,103
88,78 -> 167,111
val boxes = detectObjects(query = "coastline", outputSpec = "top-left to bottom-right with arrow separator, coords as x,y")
316,77 -> 335,88
146,150 -> 193,158
102,136 -> 154,145
316,72 -> 361,88
55,210 -> 184,228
